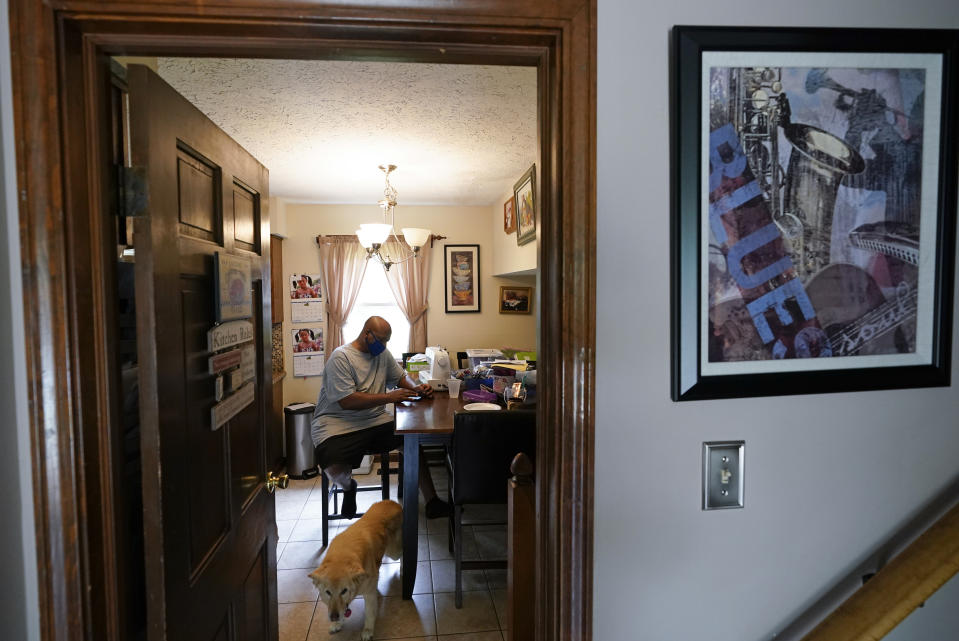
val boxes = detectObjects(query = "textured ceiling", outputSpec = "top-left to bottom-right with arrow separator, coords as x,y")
156,58 -> 537,206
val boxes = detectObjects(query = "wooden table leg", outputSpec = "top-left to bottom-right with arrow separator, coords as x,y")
401,434 -> 420,599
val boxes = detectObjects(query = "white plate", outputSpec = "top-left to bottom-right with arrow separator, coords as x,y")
463,402 -> 501,411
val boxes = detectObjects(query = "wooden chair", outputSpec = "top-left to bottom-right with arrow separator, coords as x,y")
446,409 -> 536,607
320,449 -> 396,548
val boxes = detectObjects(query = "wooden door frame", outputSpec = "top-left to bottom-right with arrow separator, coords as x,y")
8,2 -> 596,640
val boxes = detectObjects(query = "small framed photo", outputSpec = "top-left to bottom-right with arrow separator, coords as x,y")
214,252 -> 252,323
514,164 -> 537,246
499,286 -> 532,314
504,196 -> 516,233
444,244 -> 480,313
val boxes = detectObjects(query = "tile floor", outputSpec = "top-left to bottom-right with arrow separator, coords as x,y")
276,465 -> 509,641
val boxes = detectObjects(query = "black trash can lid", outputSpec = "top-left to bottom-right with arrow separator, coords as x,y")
284,402 -> 315,415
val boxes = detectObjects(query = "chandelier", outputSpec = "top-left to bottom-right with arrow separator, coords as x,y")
355,164 -> 432,271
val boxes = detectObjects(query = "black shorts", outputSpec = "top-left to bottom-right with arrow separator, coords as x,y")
314,421 -> 402,470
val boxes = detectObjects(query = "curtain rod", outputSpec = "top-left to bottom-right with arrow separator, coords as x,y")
316,233 -> 447,247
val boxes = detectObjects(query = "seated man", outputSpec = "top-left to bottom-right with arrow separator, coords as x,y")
311,316 -> 449,519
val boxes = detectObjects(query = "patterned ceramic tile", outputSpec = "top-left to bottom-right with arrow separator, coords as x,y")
429,560 -> 489,594
490,589 -> 507,631
279,601 -> 316,641
433,591 -> 499,636
278,541 -> 328,570
378,561 -> 433,597
436,632 -> 503,641
277,568 -> 319,604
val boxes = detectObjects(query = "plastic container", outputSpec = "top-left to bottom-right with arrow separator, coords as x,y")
465,348 -> 504,369
464,377 -> 494,391
447,378 -> 462,398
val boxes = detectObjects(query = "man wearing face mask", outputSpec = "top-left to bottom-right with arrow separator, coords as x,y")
311,316 -> 450,519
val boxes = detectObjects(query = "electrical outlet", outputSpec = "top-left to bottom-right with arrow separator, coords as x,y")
703,441 -> 745,510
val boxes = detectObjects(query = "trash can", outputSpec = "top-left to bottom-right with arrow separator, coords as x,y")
284,402 -> 318,479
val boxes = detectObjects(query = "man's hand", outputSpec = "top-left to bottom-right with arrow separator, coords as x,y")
414,382 -> 434,398
386,388 -> 418,403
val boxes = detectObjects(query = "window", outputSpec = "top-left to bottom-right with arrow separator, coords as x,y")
343,266 -> 411,358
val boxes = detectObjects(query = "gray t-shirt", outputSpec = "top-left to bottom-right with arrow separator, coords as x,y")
311,343 -> 406,447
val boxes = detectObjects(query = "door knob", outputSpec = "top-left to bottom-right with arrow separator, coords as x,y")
266,471 -> 289,493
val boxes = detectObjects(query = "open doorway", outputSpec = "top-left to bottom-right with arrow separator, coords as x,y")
10,3 -> 594,640
110,54 -> 539,639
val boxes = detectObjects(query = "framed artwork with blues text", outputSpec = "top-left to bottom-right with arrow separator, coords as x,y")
671,26 -> 958,401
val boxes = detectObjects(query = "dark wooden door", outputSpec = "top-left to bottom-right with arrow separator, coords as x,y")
128,64 -> 278,641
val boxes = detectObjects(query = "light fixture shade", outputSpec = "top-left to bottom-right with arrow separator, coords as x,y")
360,223 -> 392,245
401,227 -> 432,249
355,228 -> 375,249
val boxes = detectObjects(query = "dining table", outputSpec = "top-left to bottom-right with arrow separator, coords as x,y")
393,390 -> 468,599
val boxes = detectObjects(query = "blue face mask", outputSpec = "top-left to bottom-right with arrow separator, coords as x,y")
367,331 -> 386,357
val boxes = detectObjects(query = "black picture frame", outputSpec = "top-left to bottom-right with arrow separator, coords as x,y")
444,244 -> 481,313
671,26 -> 958,401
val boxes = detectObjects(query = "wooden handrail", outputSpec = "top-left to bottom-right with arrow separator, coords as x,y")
508,452 -> 535,641
801,502 -> 959,641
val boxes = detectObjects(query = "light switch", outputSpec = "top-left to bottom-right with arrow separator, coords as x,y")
703,441 -> 744,510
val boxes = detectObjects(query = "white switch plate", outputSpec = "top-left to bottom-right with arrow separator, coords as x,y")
703,441 -> 745,510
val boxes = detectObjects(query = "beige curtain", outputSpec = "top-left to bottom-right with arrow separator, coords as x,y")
317,236 -> 369,352
382,237 -> 432,352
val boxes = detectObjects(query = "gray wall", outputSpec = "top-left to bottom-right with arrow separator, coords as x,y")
0,0 -> 40,638
2,1 -> 958,640
595,1 -> 959,640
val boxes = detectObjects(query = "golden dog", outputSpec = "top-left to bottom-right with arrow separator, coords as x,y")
309,499 -> 402,640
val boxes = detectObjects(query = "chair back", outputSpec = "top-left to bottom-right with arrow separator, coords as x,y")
450,409 -> 536,505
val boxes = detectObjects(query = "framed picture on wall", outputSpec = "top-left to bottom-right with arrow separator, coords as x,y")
514,164 -> 537,246
504,196 -> 516,233
671,26 -> 958,401
499,286 -> 532,314
214,251 -> 252,323
444,244 -> 480,313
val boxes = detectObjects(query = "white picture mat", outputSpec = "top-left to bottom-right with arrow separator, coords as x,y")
698,51 -> 943,376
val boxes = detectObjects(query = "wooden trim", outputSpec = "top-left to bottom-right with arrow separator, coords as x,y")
508,452 -> 535,641
9,2 -> 84,639
801,503 -> 959,641
9,2 -> 596,641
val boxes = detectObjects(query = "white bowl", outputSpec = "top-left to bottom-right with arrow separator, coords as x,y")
463,402 -> 501,411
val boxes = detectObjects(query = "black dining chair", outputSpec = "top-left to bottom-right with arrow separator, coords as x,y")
446,408 -> 536,607
320,449 -> 400,548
